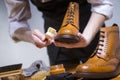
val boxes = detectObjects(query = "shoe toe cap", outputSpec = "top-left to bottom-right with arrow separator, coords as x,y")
76,64 -> 89,72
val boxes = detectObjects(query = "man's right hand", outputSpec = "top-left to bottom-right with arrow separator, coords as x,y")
12,27 -> 52,48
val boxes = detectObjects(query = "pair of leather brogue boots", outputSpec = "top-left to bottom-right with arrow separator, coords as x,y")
55,2 -> 120,79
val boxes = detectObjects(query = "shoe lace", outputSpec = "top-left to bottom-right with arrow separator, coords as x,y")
97,31 -> 105,53
62,2 -> 79,30
91,31 -> 107,58
66,2 -> 75,25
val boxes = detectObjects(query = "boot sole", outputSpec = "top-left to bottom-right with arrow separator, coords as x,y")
55,34 -> 80,43
74,63 -> 120,79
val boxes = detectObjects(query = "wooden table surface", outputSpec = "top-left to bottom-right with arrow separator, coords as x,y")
1,71 -> 120,80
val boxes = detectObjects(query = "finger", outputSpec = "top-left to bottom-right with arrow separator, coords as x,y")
32,34 -> 46,48
77,33 -> 83,38
32,29 -> 46,41
45,39 -> 52,46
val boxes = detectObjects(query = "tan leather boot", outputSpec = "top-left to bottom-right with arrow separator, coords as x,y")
75,24 -> 120,79
55,2 -> 80,43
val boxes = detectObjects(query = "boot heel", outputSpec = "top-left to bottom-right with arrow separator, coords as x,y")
55,34 -> 80,43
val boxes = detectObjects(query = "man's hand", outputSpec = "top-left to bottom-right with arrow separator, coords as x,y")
12,27 -> 52,48
32,29 -> 52,48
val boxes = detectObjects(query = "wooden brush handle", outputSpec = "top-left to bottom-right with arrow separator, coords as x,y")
50,64 -> 66,75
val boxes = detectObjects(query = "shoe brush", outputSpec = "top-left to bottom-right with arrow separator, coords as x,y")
45,27 -> 57,40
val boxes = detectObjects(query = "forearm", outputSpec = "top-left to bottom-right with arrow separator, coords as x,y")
82,12 -> 106,44
83,0 -> 113,45
4,0 -> 31,39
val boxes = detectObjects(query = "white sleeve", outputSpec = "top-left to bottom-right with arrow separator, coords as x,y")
4,0 -> 31,37
87,0 -> 113,19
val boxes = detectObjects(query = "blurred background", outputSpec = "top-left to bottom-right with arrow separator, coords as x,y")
0,0 -> 120,68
